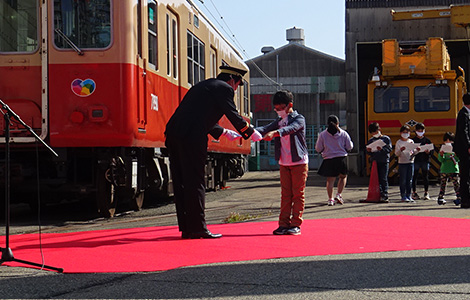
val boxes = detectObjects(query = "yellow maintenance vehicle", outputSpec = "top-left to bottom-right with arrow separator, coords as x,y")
366,37 -> 466,179
366,4 -> 470,180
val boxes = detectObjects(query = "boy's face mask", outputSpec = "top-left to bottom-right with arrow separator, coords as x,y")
401,132 -> 410,139
372,131 -> 381,138
416,130 -> 425,137
274,103 -> 292,119
276,109 -> 288,119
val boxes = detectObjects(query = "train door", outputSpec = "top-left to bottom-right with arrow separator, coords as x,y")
0,0 -> 45,143
136,0 -> 148,130
165,9 -> 180,102
136,0 -> 157,131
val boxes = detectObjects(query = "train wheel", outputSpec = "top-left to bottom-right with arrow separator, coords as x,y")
96,168 -> 116,218
130,192 -> 144,211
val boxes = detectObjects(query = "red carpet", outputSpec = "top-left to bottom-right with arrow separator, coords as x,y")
3,215 -> 470,273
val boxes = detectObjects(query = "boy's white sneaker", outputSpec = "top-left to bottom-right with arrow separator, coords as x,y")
286,227 -> 301,235
328,199 -> 335,206
423,192 -> 431,200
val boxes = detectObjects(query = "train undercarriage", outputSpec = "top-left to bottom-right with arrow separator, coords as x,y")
0,147 -> 247,217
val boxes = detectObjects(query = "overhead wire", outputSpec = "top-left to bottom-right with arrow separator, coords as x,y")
207,0 -> 246,56
198,0 -> 282,89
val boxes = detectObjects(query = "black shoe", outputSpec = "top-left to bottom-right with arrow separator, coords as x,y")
186,231 -> 222,239
273,226 -> 288,235
181,232 -> 190,239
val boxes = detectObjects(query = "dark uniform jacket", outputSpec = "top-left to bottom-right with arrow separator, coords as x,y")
165,78 -> 253,144
455,106 -> 470,158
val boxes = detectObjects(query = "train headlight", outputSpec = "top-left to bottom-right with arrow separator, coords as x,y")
70,111 -> 85,124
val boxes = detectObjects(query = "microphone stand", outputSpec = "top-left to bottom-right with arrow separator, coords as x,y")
0,99 -> 63,273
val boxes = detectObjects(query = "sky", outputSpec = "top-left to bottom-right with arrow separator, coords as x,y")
196,0 -> 345,61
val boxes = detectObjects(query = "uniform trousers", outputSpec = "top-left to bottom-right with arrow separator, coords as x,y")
279,164 -> 309,228
166,138 -> 207,233
458,157 -> 470,207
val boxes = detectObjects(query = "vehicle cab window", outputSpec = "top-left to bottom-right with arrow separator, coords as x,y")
374,86 -> 409,113
0,0 -> 38,53
54,0 -> 111,49
414,85 -> 450,112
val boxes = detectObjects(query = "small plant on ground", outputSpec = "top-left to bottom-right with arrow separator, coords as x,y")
223,212 -> 259,223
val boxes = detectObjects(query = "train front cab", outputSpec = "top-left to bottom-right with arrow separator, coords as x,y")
366,76 -> 465,181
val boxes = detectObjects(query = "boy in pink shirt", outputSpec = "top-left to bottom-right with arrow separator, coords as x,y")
256,90 -> 308,235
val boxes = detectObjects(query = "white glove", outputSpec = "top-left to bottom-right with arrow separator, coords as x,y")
222,129 -> 242,141
251,129 -> 263,142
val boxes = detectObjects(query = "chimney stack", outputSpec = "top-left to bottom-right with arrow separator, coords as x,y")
286,27 -> 305,46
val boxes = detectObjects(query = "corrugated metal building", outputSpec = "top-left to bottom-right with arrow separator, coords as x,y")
246,28 -> 346,170
346,0 -> 470,176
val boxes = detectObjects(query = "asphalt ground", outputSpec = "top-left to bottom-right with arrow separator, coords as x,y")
2,171 -> 470,299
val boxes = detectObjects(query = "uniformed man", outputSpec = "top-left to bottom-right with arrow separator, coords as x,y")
165,65 -> 262,239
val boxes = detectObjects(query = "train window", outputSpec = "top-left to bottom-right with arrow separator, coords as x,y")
166,14 -> 170,76
210,48 -> 217,78
166,12 -> 178,79
148,0 -> 158,68
243,80 -> 249,115
235,85 -> 242,111
172,19 -> 178,79
137,1 -> 142,57
194,14 -> 199,28
0,0 -> 38,52
54,0 -> 111,49
414,85 -> 450,112
374,86 -> 409,113
187,31 -> 205,86
187,33 -> 193,83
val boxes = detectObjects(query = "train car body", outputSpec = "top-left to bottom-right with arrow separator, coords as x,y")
366,38 -> 466,180
0,0 -> 251,216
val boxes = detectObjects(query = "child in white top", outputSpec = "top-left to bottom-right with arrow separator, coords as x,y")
395,125 -> 419,202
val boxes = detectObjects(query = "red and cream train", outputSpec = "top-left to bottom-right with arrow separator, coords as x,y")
0,0 -> 251,216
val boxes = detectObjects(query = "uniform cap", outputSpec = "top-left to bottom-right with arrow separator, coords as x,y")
219,66 -> 247,85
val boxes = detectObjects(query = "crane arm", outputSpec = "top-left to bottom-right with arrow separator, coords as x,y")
391,8 -> 451,21
391,5 -> 470,27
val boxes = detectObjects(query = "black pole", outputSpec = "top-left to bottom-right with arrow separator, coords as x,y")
0,103 -> 63,273
5,112 -> 10,251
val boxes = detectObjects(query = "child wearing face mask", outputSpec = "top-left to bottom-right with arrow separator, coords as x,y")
366,122 -> 392,202
255,90 -> 309,236
437,132 -> 461,205
411,123 -> 433,201
395,125 -> 419,202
